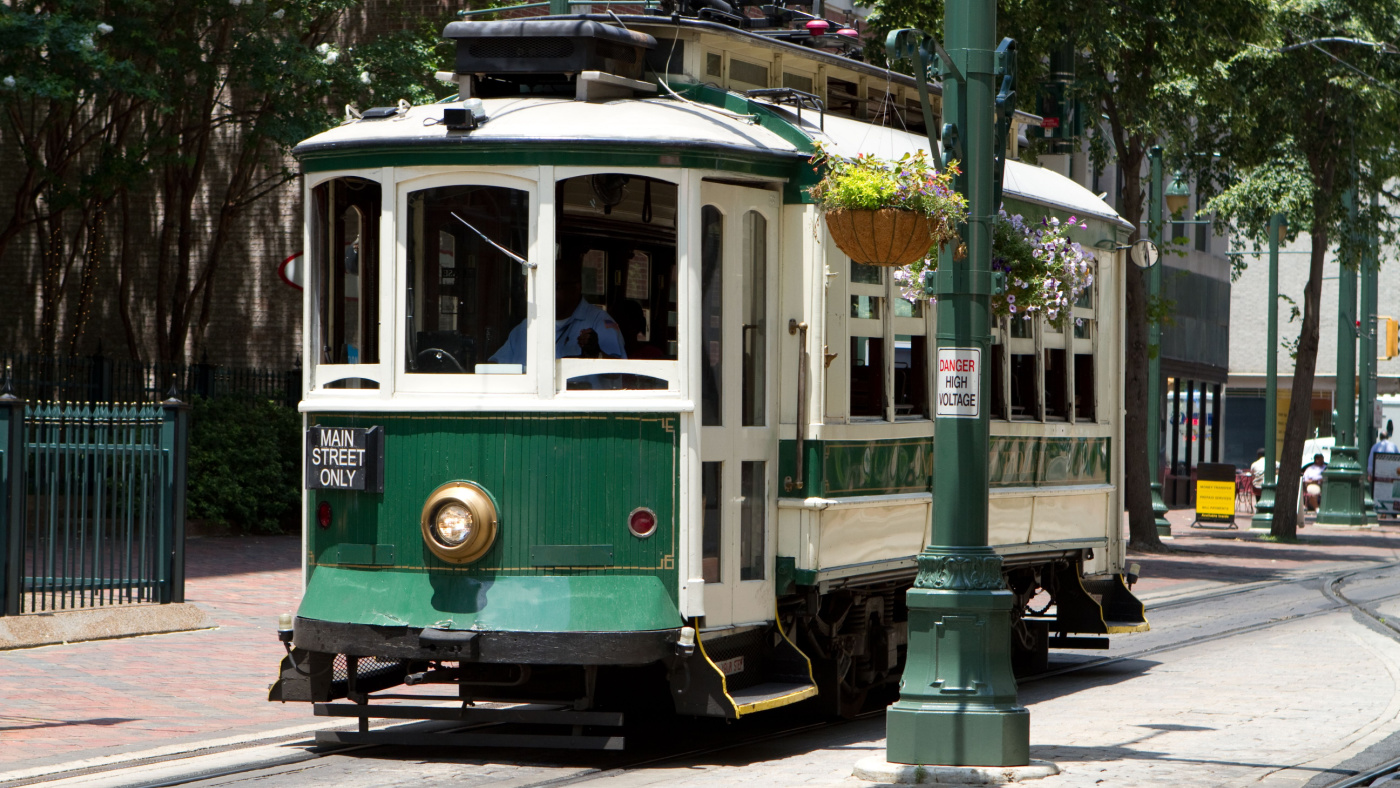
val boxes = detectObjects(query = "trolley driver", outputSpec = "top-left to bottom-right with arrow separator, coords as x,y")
489,252 -> 627,364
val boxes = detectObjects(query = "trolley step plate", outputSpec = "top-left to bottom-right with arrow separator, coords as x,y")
313,701 -> 625,750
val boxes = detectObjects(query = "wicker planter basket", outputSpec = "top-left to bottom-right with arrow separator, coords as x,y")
824,208 -> 941,266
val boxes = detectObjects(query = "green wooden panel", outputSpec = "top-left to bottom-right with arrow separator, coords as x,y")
531,544 -> 615,567
298,567 -> 682,632
780,435 -> 1110,496
302,412 -> 680,630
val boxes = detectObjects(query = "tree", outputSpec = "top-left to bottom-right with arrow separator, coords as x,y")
0,0 -> 450,363
864,0 -> 1267,550
1191,0 -> 1400,539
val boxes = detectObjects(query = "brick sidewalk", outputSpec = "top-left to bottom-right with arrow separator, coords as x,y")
0,535 -> 307,775
3,514 -> 1399,779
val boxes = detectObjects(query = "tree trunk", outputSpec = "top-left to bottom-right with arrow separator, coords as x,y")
1117,144 -> 1165,551
1272,222 -> 1330,538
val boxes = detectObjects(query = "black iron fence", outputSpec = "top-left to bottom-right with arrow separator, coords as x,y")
0,396 -> 189,615
1,351 -> 300,408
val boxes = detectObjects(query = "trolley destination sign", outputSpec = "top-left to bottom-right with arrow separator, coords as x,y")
935,347 -> 980,418
305,425 -> 385,492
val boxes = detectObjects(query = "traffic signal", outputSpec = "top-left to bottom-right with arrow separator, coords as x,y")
1380,316 -> 1399,360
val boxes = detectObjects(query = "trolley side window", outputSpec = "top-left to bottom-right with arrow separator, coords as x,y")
405,185 -> 530,375
556,174 -> 681,392
311,177 -> 380,382
843,260 -> 931,422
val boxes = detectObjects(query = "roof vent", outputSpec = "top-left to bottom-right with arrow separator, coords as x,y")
442,20 -> 657,99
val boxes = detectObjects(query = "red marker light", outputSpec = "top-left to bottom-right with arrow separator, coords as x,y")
317,501 -> 332,529
628,507 -> 657,538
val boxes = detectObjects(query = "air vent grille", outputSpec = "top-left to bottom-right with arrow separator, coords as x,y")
468,37 -> 576,61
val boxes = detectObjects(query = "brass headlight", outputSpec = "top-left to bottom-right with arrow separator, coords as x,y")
420,481 -> 498,564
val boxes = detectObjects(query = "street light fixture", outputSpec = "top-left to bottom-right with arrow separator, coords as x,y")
1165,172 -> 1191,217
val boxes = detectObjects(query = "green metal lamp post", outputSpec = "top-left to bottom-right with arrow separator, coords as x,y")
882,0 -> 1030,768
1359,192 -> 1380,524
1317,185 -> 1368,527
1251,214 -> 1286,529
1146,148 -> 1170,536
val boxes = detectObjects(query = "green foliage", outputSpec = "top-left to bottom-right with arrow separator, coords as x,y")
0,0 -> 456,360
187,395 -> 300,534
807,143 -> 967,223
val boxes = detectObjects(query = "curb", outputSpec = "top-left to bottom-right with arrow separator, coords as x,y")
0,603 -> 212,650
854,756 -> 1059,784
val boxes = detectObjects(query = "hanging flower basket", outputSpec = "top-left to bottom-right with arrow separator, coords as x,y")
807,143 -> 965,267
824,208 -> 946,267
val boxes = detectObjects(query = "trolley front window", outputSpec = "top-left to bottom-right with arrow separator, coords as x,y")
406,185 -> 530,375
312,177 -> 380,382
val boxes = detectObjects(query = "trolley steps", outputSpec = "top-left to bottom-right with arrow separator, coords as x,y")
1046,564 -> 1150,646
668,621 -> 819,720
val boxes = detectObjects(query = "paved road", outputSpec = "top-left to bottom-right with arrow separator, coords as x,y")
7,512 -> 1400,787
22,538 -> 1400,787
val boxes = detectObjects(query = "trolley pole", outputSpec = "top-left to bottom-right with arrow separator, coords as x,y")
1252,213 -> 1285,530
1318,184 -> 1368,527
883,0 -> 1030,768
1147,147 -> 1171,535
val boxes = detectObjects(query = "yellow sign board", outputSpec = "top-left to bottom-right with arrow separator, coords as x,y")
1196,480 -> 1237,523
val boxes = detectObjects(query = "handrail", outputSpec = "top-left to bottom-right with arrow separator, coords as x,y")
787,320 -> 808,492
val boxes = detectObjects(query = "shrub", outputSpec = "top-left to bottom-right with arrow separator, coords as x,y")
186,395 -> 300,534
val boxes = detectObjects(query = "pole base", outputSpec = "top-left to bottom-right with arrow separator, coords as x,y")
1251,484 -> 1276,531
1317,446 -> 1370,528
886,703 -> 1030,767
855,755 -> 1058,784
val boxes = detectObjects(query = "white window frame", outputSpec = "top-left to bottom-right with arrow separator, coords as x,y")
304,168 -> 392,400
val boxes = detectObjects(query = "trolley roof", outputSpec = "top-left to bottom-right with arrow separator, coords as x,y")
296,95 -> 1130,231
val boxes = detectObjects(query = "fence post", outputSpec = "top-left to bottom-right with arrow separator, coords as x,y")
0,369 -> 25,616
161,393 -> 191,604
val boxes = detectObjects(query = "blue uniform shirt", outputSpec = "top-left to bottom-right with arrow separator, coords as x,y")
489,299 -> 627,364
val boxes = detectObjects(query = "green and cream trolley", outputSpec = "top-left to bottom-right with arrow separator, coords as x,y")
271,12 -> 1146,745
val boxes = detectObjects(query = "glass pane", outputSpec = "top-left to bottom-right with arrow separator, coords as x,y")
851,295 -> 882,320
894,335 -> 927,418
1010,314 -> 1033,339
1010,353 -> 1038,419
850,261 -> 883,285
701,205 -> 724,426
850,336 -> 885,418
740,461 -> 766,581
895,298 -> 922,318
1045,348 -> 1068,420
1074,319 -> 1093,340
1075,264 -> 1095,309
702,461 -> 722,583
407,184 -> 529,374
314,177 -> 381,367
742,211 -> 767,427
1074,353 -> 1095,420
555,175 -> 680,390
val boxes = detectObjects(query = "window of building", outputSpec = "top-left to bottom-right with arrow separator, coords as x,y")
311,176 -> 381,389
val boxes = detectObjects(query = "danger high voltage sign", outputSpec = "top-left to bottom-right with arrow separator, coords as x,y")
936,347 -> 980,418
